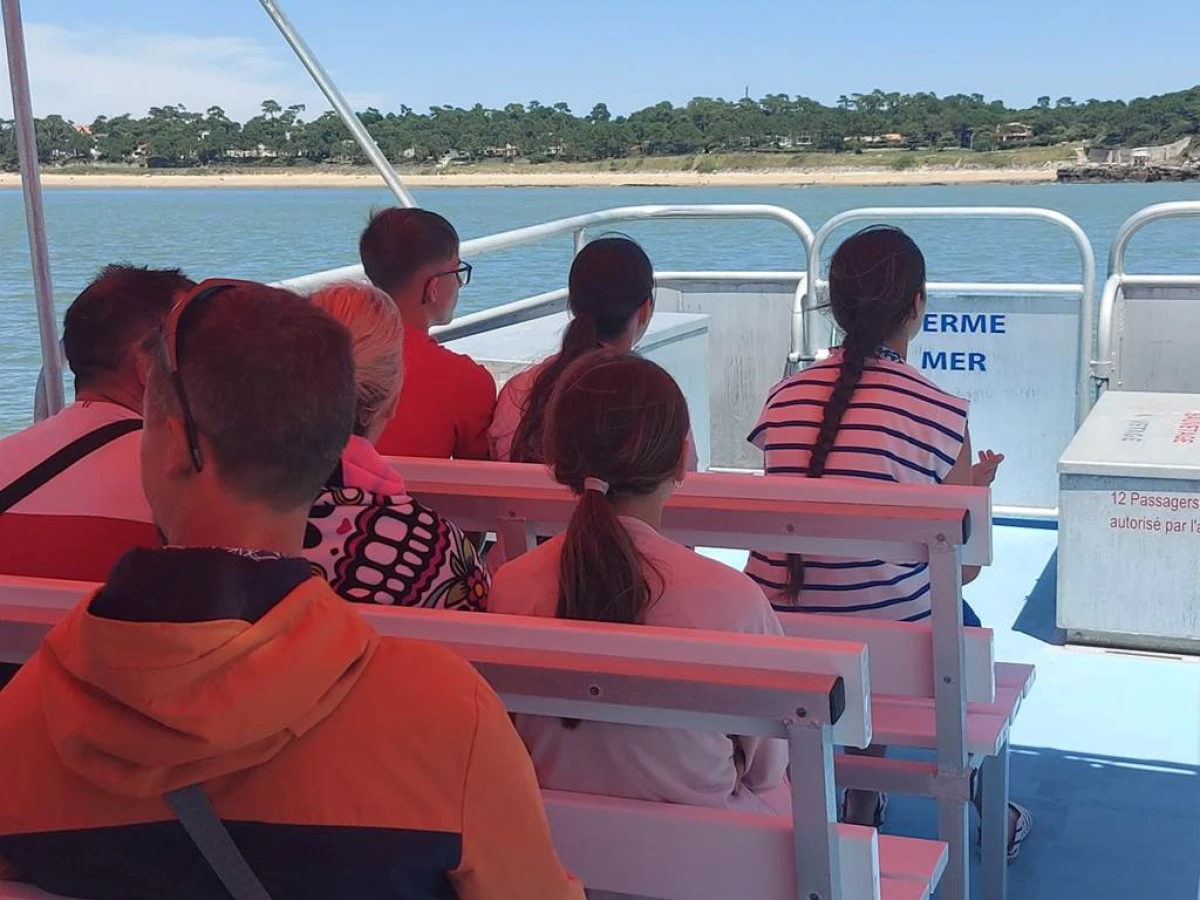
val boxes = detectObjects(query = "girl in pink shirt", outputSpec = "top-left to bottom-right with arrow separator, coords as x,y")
489,351 -> 787,812
489,237 -> 698,470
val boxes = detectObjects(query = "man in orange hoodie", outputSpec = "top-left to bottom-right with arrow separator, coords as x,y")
0,279 -> 582,900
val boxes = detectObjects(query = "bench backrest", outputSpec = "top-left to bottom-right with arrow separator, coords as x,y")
775,613 -> 994,706
390,457 -> 992,566
543,790 -> 883,900
391,457 -> 996,704
0,575 -> 872,749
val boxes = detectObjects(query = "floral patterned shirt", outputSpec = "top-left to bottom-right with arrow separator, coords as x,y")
304,436 -> 489,610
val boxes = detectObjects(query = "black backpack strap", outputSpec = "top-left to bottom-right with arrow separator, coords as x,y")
166,786 -> 273,900
0,418 -> 143,516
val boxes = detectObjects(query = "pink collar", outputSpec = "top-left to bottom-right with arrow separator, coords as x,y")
339,435 -> 407,496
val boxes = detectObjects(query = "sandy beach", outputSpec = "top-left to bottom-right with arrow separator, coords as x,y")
0,166 -> 1059,190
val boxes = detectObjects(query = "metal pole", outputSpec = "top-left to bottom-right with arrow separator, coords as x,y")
3,0 -> 65,418
787,720 -> 843,900
257,0 -> 418,208
928,535 -> 970,900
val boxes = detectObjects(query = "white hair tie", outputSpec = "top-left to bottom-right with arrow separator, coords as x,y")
583,477 -> 610,495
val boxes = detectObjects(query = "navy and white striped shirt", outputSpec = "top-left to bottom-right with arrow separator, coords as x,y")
744,346 -> 969,622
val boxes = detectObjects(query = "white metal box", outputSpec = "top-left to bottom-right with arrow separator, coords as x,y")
1058,390 -> 1200,653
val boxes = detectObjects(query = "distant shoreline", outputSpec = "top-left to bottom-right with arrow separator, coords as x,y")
0,166 -> 1060,190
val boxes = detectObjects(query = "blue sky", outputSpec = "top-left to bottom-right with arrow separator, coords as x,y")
2,0 -> 1198,122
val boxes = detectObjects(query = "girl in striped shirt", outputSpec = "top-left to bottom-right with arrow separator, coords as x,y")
744,226 -> 1031,857
746,225 -> 1000,620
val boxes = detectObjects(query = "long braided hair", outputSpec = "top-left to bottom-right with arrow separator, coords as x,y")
784,226 -> 927,602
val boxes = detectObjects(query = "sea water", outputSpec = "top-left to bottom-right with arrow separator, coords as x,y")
2,180 -> 1199,436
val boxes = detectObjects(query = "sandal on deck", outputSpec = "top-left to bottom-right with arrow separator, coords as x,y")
838,790 -> 888,828
1006,802 -> 1033,862
978,800 -> 1034,862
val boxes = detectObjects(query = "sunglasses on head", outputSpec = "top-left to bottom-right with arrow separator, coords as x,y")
162,278 -> 260,472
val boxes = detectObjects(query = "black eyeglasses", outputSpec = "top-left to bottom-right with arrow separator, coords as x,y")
426,261 -> 472,290
162,278 -> 255,472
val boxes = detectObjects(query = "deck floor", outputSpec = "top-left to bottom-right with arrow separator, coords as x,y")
706,526 -> 1200,899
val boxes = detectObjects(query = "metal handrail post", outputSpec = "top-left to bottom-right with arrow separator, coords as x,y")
3,0 -> 65,417
1093,275 -> 1122,386
258,0 -> 417,208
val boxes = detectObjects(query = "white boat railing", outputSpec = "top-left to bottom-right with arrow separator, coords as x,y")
258,0 -> 416,208
1095,201 -> 1200,393
277,203 -> 820,361
429,271 -> 808,344
807,207 -> 1098,427
1107,200 -> 1200,278
29,195 -> 1106,521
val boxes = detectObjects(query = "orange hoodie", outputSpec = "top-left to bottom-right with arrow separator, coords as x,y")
0,547 -> 582,900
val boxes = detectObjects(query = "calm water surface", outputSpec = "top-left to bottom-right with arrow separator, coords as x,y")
2,181 -> 1200,435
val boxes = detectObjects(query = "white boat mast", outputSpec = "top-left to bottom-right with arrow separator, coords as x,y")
258,0 -> 417,209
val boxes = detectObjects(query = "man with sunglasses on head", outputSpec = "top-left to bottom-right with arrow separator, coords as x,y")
359,207 -> 496,459
0,279 -> 583,900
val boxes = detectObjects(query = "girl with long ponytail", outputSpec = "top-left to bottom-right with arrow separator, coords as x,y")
744,227 -> 1027,853
490,236 -> 696,470
489,351 -> 789,813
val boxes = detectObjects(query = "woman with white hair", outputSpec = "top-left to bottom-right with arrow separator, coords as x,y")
304,282 -> 489,610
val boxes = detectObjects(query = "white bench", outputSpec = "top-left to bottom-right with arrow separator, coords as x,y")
389,457 -> 1034,900
0,579 -> 948,900
392,457 -> 991,568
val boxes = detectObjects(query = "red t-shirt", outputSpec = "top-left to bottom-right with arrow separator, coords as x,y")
377,329 -> 497,460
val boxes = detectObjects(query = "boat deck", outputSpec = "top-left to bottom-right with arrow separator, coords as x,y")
956,525 -> 1198,899
707,524 -> 1200,899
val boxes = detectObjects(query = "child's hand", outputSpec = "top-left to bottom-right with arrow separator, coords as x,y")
972,450 -> 1005,487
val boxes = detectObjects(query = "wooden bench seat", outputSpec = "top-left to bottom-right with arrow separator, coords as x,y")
544,790 -> 947,900
996,662 -> 1037,698
880,878 -> 932,900
878,833 -> 949,889
390,459 -> 993,567
0,877 -> 938,900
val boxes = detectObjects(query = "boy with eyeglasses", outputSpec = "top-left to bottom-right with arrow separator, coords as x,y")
359,208 -> 496,460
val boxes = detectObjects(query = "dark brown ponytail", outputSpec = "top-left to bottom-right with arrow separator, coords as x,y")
546,350 -> 689,624
784,226 -> 927,603
544,351 -> 688,729
510,237 -> 654,463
